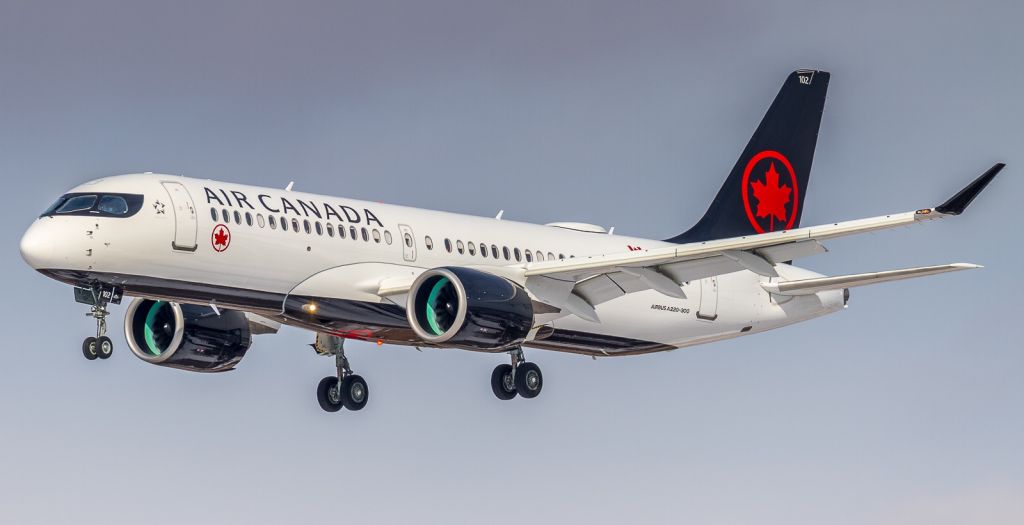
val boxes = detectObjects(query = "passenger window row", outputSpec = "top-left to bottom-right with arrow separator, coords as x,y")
422,235 -> 567,262
211,207 -> 393,246
210,206 -> 573,261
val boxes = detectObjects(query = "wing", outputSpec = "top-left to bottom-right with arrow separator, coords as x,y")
520,163 -> 1003,321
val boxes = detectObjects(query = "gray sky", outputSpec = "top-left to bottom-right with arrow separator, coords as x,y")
2,1 -> 1022,523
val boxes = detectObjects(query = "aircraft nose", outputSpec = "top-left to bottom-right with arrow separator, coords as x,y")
20,221 -> 54,269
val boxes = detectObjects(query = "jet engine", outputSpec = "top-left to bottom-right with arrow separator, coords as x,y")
407,267 -> 533,351
123,298 -> 252,372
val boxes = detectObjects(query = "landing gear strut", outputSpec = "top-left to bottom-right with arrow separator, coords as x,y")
314,334 -> 369,413
490,347 -> 543,400
82,303 -> 113,361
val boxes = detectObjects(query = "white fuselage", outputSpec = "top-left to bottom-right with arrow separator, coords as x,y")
20,174 -> 846,356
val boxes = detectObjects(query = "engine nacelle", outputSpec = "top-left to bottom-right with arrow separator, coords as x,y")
407,267 -> 533,351
123,299 -> 252,372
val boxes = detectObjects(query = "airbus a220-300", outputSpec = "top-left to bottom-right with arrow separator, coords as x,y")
20,70 -> 1003,413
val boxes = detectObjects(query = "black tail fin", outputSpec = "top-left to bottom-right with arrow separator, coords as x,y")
666,69 -> 830,243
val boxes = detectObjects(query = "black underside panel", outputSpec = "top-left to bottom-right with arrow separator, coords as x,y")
41,269 -> 674,355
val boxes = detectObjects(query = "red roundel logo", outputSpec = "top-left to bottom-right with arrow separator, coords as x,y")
741,150 -> 799,233
212,224 -> 231,252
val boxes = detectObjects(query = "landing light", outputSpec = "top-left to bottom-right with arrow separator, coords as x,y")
302,303 -> 318,314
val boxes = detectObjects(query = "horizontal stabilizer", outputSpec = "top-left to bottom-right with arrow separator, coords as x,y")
761,263 -> 981,296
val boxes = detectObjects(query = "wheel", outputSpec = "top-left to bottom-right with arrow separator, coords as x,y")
490,364 -> 517,400
96,336 -> 113,359
340,375 -> 368,411
316,376 -> 343,412
82,337 -> 98,360
514,362 -> 543,399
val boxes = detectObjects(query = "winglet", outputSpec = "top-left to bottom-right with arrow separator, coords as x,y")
935,163 -> 1004,215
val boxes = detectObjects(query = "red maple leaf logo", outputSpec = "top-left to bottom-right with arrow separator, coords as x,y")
212,225 -> 230,251
750,162 -> 791,230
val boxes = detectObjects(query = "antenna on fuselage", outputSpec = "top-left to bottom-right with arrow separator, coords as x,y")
495,210 -> 504,220
285,181 -> 295,192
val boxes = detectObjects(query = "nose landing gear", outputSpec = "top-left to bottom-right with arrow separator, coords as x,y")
82,305 -> 113,360
490,347 -> 543,400
78,286 -> 119,361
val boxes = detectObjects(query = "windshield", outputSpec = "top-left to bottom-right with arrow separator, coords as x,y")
40,192 -> 145,218
56,195 -> 98,213
97,195 -> 129,215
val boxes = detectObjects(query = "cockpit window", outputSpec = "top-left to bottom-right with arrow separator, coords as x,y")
57,195 -> 98,213
97,195 -> 129,215
41,192 -> 144,218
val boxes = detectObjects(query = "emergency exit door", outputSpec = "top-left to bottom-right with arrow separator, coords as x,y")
398,224 -> 417,262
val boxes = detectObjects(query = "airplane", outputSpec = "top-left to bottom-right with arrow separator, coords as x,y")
19,69 -> 1003,413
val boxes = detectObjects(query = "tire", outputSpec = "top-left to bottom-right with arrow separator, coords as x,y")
316,376 -> 344,412
82,337 -> 98,360
514,362 -> 543,399
96,336 -> 113,359
340,375 -> 368,411
490,364 -> 517,400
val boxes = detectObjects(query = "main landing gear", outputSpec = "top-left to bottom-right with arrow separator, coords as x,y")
314,334 -> 368,413
491,347 -> 543,401
82,303 -> 113,361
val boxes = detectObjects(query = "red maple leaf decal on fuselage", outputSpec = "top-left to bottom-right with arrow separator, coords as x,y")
750,162 -> 791,230
214,228 -> 228,247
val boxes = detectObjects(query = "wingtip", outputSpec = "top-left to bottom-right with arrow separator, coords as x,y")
934,163 -> 1004,215
951,263 -> 984,270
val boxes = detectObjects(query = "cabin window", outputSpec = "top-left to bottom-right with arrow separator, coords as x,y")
425,236 -> 434,250
513,248 -> 522,262
292,219 -> 300,233
280,217 -> 288,231
444,238 -> 452,253
257,214 -> 265,228
245,212 -> 253,226
233,211 -> 242,224
491,245 -> 499,259
209,208 -> 218,221
456,240 -> 465,254
536,251 -> 544,262
480,243 -> 488,258
361,227 -> 369,241
548,252 -> 555,260
269,215 -> 277,229
222,209 -> 230,223
384,231 -> 393,245
559,254 -> 565,260
467,242 -> 476,256
338,224 -> 346,239
525,251 -> 532,263
372,229 -> 381,243
404,232 -> 413,247
326,223 -> 334,237
502,246 -> 510,260
315,222 -> 323,235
